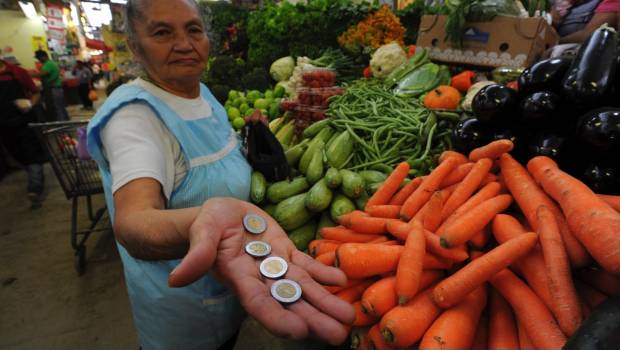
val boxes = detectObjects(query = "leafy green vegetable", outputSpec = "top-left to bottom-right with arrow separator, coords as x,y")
394,63 -> 441,97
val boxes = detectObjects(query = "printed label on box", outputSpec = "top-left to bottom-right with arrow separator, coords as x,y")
463,27 -> 490,43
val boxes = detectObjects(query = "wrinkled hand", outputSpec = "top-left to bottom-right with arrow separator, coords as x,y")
14,99 -> 32,113
168,198 -> 355,345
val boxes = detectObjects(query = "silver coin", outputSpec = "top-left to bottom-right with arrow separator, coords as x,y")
271,279 -> 302,303
243,214 -> 267,235
259,256 -> 288,279
245,241 -> 271,258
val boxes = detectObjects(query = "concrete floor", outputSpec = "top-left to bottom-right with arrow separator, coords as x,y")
0,99 -> 335,350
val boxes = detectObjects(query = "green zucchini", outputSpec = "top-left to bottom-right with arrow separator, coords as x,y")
330,193 -> 356,222
306,141 -> 325,184
358,170 -> 388,185
275,120 -> 295,146
266,177 -> 310,203
340,170 -> 366,199
302,119 -> 330,139
250,171 -> 267,204
288,221 -> 317,251
355,190 -> 369,211
273,193 -> 312,231
325,167 -> 342,189
285,139 -> 309,167
299,137 -> 325,175
370,163 -> 394,174
326,130 -> 354,169
305,179 -> 333,213
263,204 -> 277,217
316,212 -> 336,239
313,126 -> 335,145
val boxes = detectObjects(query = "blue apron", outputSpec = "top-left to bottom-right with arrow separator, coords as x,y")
87,82 -> 252,350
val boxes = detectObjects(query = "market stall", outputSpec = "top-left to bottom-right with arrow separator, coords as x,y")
193,0 -> 620,348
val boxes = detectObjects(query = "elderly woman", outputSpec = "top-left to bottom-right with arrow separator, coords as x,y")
86,1 -> 354,349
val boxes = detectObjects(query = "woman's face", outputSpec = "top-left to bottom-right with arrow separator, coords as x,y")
131,0 -> 209,86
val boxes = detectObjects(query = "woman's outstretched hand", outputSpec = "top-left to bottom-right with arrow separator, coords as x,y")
168,198 -> 355,345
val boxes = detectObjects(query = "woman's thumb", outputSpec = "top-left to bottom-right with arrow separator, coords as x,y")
168,228 -> 220,288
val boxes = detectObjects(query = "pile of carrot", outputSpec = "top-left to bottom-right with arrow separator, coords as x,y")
307,139 -> 620,350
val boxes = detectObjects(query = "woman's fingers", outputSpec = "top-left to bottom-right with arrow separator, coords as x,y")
168,226 -> 220,287
287,299 -> 350,346
234,274 -> 309,340
291,250 -> 347,287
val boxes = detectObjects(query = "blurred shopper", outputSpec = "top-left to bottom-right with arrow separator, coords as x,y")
33,50 -> 70,121
557,0 -> 619,43
73,61 -> 94,110
0,58 -> 47,208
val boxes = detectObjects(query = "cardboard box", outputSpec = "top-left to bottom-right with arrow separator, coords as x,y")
416,15 -> 559,68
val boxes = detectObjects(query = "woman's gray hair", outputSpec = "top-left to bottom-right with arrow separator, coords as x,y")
124,0 -> 205,45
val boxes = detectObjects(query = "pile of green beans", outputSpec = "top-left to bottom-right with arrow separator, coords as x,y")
327,79 -> 454,175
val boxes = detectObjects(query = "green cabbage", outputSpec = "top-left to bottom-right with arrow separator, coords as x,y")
270,56 -> 295,82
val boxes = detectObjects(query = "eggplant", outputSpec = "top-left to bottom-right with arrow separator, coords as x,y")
561,26 -> 618,106
451,118 -> 490,154
579,163 -> 619,195
519,91 -> 561,123
471,84 -> 519,125
576,108 -> 620,160
518,57 -> 572,96
526,132 -> 568,163
491,126 -> 527,163
564,296 -> 620,350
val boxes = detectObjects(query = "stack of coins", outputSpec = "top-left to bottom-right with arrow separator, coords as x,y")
243,214 -> 302,304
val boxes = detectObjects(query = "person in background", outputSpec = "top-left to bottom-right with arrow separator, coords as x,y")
558,0 -> 619,43
73,61 -> 94,110
86,1 -> 354,349
0,58 -> 46,208
32,50 -> 70,121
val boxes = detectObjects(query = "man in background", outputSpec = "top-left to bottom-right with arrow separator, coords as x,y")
33,49 -> 70,121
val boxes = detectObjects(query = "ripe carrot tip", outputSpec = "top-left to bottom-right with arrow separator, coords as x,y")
439,237 -> 450,248
398,296 -> 408,305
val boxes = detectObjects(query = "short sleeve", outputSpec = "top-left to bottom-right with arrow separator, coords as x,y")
596,0 -> 620,13
100,102 -> 180,199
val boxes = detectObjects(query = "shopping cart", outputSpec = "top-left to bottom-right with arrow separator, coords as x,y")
29,121 -> 108,275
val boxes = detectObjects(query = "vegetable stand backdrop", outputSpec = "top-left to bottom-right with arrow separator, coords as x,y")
190,0 -> 620,348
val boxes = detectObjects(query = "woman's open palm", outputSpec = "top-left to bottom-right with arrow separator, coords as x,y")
168,198 -> 355,345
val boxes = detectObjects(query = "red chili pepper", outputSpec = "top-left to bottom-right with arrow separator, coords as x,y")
506,80 -> 519,91
407,45 -> 417,58
450,70 -> 475,93
363,66 -> 372,78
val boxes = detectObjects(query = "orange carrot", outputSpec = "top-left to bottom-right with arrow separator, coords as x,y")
320,226 -> 380,243
537,205 -> 582,336
469,228 -> 490,250
367,162 -> 410,208
491,214 -> 555,310
368,324 -> 394,350
439,162 -> 475,188
346,216 -> 392,235
336,243 -> 404,279
418,270 -> 445,290
389,177 -> 423,206
411,190 -> 449,224
439,150 -> 468,165
366,205 -> 402,219
425,230 -> 469,262
575,279 -> 609,309
436,182 -> 502,235
517,318 -> 535,350
419,285 -> 487,350
350,327 -> 372,350
440,194 -> 513,248
423,254 -> 454,270
353,301 -> 377,327
488,288 -> 520,350
361,276 -> 397,317
422,191 -> 444,232
500,153 -> 590,268
433,232 -> 538,308
577,268 -> 620,296
401,157 -> 459,221
338,210 -> 369,227
597,193 -> 620,212
368,236 -> 389,244
471,313 -> 488,350
528,156 -> 620,276
323,278 -> 365,294
316,251 -> 336,266
469,139 -> 514,162
380,289 -> 442,348
489,269 -> 566,349
335,279 -> 375,304
441,158 -> 494,221
396,220 -> 426,305
309,239 -> 341,257
385,219 -> 410,241
480,173 -> 498,186
380,240 -> 399,246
